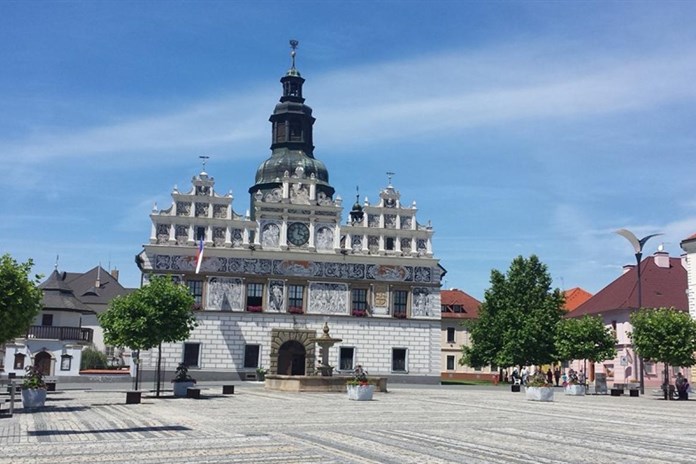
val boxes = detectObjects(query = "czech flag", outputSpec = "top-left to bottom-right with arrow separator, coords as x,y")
195,238 -> 204,274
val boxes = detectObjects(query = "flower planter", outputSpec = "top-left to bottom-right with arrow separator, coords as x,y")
21,388 -> 47,409
347,384 -> 374,401
172,381 -> 196,397
525,386 -> 554,402
565,384 -> 586,396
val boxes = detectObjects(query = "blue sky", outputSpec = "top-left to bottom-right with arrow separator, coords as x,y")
2,1 -> 695,300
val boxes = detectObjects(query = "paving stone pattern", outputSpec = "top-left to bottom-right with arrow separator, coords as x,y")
1,384 -> 695,463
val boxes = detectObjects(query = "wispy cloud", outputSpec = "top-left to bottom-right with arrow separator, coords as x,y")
3,42 -> 695,171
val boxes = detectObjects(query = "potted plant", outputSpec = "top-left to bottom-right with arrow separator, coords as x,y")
21,365 -> 47,409
346,365 -> 374,401
171,363 -> 196,397
256,367 -> 267,381
525,369 -> 554,402
564,370 -> 586,396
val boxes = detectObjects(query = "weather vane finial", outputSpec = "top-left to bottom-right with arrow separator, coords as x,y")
199,155 -> 210,172
386,171 -> 395,186
289,39 -> 299,70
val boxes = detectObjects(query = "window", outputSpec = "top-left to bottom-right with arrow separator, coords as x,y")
611,320 -> 617,333
392,290 -> 408,318
386,237 -> 395,250
42,314 -> 54,326
474,365 -> 482,372
441,305 -> 447,313
452,305 -> 464,313
352,288 -> 368,311
246,283 -> 263,311
244,345 -> 260,369
446,356 -> 455,370
447,327 -> 456,343
14,353 -> 26,370
288,285 -> 304,311
644,362 -> 654,375
182,342 -> 200,368
60,355 -> 72,371
187,280 -> 203,305
196,226 -> 206,241
339,347 -> 355,371
392,348 -> 407,372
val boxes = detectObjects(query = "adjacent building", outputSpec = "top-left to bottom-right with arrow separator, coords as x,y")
569,249 -> 688,387
136,43 -> 443,382
439,288 -> 487,381
2,266 -> 132,378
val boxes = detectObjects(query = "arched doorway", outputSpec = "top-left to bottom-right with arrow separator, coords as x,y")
277,340 -> 306,376
34,351 -> 52,376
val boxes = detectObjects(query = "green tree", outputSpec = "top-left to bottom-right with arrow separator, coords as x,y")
0,254 -> 43,345
461,255 -> 565,370
629,307 -> 696,386
555,315 -> 617,371
99,275 -> 197,394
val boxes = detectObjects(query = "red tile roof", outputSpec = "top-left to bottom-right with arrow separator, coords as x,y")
571,256 -> 687,317
440,289 -> 481,319
563,287 -> 593,311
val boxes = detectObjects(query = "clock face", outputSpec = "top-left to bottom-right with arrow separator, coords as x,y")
287,222 -> 310,246
385,198 -> 396,208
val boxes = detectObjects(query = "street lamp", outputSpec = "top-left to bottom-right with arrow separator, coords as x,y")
615,228 -> 662,395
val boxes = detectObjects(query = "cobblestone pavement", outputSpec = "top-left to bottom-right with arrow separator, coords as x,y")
1,383 -> 694,463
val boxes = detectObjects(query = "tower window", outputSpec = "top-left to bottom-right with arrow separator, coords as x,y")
289,124 -> 302,142
196,227 -> 206,241
386,237 -> 395,250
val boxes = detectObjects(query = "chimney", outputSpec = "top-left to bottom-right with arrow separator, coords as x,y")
653,245 -> 670,268
622,264 -> 635,275
681,253 -> 688,270
111,268 -> 119,281
95,266 -> 101,288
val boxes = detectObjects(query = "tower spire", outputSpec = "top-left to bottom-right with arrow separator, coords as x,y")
287,39 -> 300,77
199,155 -> 210,173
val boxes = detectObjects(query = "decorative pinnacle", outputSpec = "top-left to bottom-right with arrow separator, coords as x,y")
355,185 -> 360,203
290,39 -> 299,70
386,171 -> 395,187
199,155 -> 210,172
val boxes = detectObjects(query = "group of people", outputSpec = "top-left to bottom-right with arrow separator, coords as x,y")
507,366 -> 585,387
676,372 -> 690,400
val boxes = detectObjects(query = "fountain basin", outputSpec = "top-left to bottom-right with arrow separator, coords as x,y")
265,374 -> 388,393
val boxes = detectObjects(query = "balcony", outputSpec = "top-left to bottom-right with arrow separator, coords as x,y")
26,325 -> 93,343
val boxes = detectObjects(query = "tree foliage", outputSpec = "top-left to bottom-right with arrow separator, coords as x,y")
555,315 -> 617,364
99,275 -> 198,351
0,254 -> 43,345
461,255 -> 565,368
629,307 -> 696,368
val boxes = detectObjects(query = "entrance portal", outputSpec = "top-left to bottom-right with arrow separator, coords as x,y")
34,351 -> 52,376
277,341 -> 306,376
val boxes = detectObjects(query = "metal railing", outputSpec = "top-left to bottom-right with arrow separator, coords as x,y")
26,326 -> 93,342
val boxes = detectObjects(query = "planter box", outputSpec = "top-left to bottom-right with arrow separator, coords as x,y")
347,384 -> 374,401
126,391 -> 141,404
21,388 -> 47,409
511,384 -> 521,392
565,384 -> 586,396
525,386 -> 554,402
172,381 -> 196,397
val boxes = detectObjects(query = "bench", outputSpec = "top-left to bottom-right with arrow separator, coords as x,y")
222,385 -> 235,395
186,387 -> 201,399
125,391 -> 142,404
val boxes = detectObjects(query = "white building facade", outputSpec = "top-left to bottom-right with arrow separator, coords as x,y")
136,44 -> 443,382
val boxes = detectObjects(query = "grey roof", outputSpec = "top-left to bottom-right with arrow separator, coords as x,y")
38,267 -> 135,315
40,270 -> 95,314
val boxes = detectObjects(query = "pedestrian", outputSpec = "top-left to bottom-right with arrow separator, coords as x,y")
676,372 -> 689,400
521,366 -> 529,386
553,367 -> 561,387
512,367 -> 520,384
546,368 -> 553,385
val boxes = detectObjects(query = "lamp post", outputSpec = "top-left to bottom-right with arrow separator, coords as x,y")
615,229 -> 662,395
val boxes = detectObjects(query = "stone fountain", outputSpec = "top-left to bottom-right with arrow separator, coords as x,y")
309,322 -> 342,377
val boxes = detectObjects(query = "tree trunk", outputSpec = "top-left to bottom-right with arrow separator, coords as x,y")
156,342 -> 162,397
134,350 -> 140,391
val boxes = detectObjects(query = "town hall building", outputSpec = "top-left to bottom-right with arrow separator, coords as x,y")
135,42 -> 443,383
